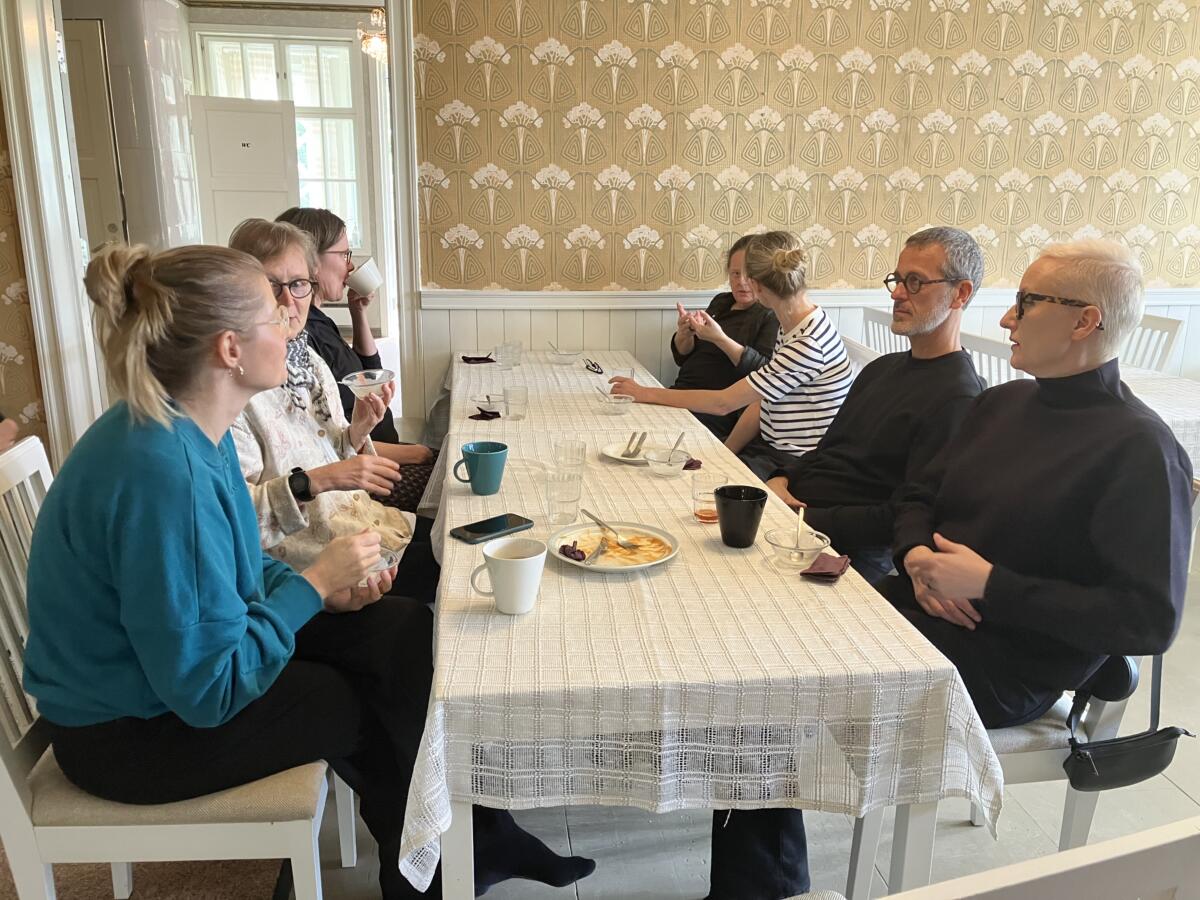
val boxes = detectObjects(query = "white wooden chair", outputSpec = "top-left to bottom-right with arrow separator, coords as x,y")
0,437 -> 355,899
1121,313 -> 1183,373
860,308 -> 908,355
842,336 -> 882,377
959,331 -> 1026,388
800,815 -> 1200,900
845,651 -> 1148,900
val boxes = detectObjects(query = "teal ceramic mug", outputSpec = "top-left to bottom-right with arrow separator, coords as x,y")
453,441 -> 509,496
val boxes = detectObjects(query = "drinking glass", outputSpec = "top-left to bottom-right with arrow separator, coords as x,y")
503,385 -> 529,420
494,342 -> 516,370
545,469 -> 582,526
554,439 -> 586,469
692,472 -> 724,524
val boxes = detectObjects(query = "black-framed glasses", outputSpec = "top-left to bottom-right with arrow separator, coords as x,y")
269,278 -> 318,300
323,249 -> 353,263
883,272 -> 961,294
584,358 -> 604,374
1014,290 -> 1104,330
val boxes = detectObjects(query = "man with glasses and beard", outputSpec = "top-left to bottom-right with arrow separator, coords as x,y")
763,226 -> 987,587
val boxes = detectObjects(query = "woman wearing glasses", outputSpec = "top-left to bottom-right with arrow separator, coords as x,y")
277,207 -> 437,511
227,218 -> 440,603
888,240 -> 1192,730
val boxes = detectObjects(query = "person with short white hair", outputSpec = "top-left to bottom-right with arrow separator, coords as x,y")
888,239 -> 1193,729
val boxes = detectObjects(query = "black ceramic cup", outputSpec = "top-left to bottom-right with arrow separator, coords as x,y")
714,484 -> 768,548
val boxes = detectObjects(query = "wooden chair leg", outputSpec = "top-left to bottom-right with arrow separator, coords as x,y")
289,818 -> 325,900
8,855 -> 56,900
333,773 -> 358,868
1060,786 -> 1102,850
109,862 -> 133,899
847,809 -> 884,900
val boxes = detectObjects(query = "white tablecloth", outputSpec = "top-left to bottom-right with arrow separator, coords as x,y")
1125,367 -> 1200,473
399,351 -> 1003,890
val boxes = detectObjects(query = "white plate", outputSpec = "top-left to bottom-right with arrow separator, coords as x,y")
600,442 -> 670,466
549,521 -> 679,573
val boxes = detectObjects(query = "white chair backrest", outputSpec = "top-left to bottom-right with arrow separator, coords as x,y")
0,436 -> 54,818
1121,313 -> 1182,373
860,308 -> 907,356
959,331 -> 1026,389
890,815 -> 1200,900
842,336 -> 882,377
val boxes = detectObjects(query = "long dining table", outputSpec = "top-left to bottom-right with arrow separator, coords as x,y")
399,350 -> 1003,898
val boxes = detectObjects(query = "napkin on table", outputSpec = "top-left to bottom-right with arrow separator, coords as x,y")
801,554 -> 851,581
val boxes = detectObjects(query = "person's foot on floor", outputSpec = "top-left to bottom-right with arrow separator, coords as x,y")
473,810 -> 596,896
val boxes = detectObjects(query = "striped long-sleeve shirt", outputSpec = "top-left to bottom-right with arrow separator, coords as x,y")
746,306 -> 853,455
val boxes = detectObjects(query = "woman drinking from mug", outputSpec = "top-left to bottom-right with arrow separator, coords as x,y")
228,218 -> 438,603
612,231 -> 853,480
275,207 -> 437,491
22,243 -> 595,900
669,233 -> 779,439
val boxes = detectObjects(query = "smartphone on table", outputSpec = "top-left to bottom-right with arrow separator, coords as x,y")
449,513 -> 534,544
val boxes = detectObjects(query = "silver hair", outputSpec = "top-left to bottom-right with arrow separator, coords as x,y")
1035,240 -> 1143,357
904,226 -> 984,302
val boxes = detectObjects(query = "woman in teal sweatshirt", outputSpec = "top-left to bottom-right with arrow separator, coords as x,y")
22,244 -> 593,898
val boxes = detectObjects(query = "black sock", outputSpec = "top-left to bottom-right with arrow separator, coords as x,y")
473,808 -> 596,896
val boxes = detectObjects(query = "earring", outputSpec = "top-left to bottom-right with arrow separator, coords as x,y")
229,365 -> 245,377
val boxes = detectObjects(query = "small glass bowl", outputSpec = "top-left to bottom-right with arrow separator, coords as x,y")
764,528 -> 831,569
598,394 -> 633,415
471,396 -> 503,413
643,448 -> 690,478
548,349 -> 582,365
358,547 -> 401,585
342,368 -> 394,398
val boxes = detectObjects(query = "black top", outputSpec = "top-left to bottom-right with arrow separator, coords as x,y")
774,350 -> 985,553
890,359 -> 1193,727
304,305 -> 399,444
670,292 -> 779,391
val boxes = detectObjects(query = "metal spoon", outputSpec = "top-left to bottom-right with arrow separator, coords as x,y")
580,508 -> 637,550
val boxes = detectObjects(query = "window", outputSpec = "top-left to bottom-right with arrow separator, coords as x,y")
198,33 -> 369,250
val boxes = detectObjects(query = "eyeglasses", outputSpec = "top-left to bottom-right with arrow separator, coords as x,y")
883,272 -> 961,294
255,306 -> 291,332
323,249 -> 352,263
584,358 -> 604,374
269,278 -> 318,300
1014,290 -> 1104,330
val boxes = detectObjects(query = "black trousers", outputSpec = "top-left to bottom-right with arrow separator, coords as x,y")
393,514 -> 440,604
48,597 -> 466,898
737,437 -> 802,482
708,808 -> 810,900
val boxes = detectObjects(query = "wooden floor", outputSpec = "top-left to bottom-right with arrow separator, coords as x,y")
319,540 -> 1200,899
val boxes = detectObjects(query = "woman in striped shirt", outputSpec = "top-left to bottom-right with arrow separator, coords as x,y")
610,230 -> 853,480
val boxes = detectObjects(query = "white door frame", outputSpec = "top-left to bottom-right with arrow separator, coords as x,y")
0,0 -> 106,467
384,0 -> 425,423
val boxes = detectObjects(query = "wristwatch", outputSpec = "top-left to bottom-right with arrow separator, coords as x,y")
288,467 -> 314,503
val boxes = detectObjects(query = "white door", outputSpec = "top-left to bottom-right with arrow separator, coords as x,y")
189,96 -> 300,244
63,19 -> 125,250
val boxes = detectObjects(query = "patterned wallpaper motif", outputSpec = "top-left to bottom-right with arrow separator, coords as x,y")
414,0 -> 1200,291
0,91 -> 47,446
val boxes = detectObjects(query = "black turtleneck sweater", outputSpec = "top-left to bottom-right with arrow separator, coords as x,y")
773,349 -> 985,558
888,359 -> 1194,728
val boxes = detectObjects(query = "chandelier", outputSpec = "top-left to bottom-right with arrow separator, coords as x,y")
358,8 -> 388,64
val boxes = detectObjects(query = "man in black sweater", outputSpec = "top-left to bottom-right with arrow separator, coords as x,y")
704,227 -> 987,900
890,239 -> 1193,729
764,226 -> 987,586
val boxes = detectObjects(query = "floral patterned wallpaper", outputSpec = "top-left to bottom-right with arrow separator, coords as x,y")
414,0 -> 1200,291
0,90 -> 46,445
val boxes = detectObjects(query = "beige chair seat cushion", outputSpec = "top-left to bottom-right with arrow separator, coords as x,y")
30,749 -> 328,827
986,695 -> 1073,755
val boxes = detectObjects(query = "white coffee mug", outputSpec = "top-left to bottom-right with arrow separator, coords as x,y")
470,537 -> 547,615
346,257 -> 383,295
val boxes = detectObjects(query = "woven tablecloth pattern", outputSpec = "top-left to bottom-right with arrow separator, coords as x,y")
400,351 -> 1003,889
1125,367 -> 1200,473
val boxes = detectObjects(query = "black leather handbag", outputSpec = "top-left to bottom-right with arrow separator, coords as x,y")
1062,655 -> 1193,792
